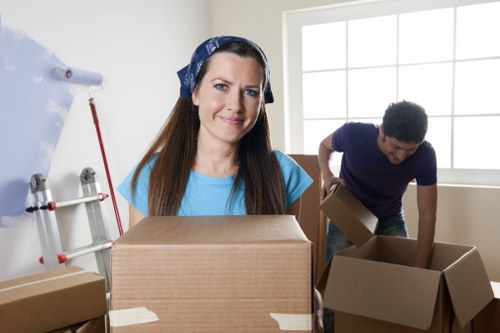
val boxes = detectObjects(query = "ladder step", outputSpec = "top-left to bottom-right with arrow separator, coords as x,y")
39,241 -> 112,264
26,193 -> 108,212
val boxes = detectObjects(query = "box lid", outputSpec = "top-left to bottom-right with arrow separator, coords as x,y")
443,247 -> 494,327
115,215 -> 310,246
319,184 -> 378,247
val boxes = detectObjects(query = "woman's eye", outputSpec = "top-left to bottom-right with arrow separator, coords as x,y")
215,83 -> 227,90
244,89 -> 259,97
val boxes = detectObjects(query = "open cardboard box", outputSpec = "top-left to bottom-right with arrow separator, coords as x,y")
318,183 -> 494,331
110,215 -> 313,332
0,266 -> 107,333
321,236 -> 494,333
319,184 -> 378,247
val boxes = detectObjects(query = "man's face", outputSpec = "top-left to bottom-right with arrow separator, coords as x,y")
380,135 -> 419,165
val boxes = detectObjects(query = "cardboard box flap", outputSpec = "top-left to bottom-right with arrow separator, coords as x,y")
325,255 -> 442,330
443,247 -> 494,328
319,184 -> 378,247
116,215 -> 310,246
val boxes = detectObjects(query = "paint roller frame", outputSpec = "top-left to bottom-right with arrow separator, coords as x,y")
54,66 -> 104,87
54,66 -> 123,236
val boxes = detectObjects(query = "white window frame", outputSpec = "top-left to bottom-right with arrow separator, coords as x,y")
284,0 -> 500,186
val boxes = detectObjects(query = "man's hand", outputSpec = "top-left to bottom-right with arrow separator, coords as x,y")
320,175 -> 347,200
313,288 -> 325,333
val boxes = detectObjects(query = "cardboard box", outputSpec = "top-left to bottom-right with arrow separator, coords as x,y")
322,236 -> 494,333
289,154 -> 326,282
0,266 -> 107,333
472,281 -> 500,332
49,316 -> 106,333
319,184 -> 378,247
110,215 -> 313,332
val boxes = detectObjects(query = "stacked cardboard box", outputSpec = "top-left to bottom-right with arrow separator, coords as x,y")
49,316 -> 106,333
319,184 -> 494,332
110,215 -> 313,332
0,266 -> 107,333
289,154 -> 326,281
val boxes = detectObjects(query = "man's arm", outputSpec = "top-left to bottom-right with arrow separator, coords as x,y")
318,133 -> 346,199
414,184 -> 437,268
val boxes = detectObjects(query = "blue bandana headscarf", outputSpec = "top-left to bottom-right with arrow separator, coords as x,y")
177,36 -> 274,104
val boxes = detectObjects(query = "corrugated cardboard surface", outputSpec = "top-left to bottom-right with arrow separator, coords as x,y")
472,281 -> 500,332
324,236 -> 494,333
49,316 -> 106,333
319,184 -> 378,247
289,154 -> 325,282
111,215 -> 313,332
0,266 -> 107,333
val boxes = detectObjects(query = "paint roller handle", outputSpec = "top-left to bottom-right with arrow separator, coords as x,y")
89,98 -> 124,236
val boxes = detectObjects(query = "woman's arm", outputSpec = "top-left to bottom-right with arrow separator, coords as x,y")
128,204 -> 146,230
286,197 -> 302,222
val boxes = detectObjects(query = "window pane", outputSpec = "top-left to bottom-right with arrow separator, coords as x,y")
454,116 -> 500,169
455,59 -> 500,115
303,120 -> 345,156
456,2 -> 500,59
399,8 -> 454,64
303,71 -> 346,119
302,22 -> 346,71
425,117 -> 452,168
348,67 -> 396,118
398,63 -> 453,116
348,15 -> 397,67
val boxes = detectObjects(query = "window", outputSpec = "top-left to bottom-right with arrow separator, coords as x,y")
285,0 -> 500,186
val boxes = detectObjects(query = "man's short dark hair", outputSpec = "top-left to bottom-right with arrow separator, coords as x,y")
382,100 -> 428,143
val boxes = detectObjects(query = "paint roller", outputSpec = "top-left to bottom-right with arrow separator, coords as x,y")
54,65 -> 124,236
54,66 -> 103,86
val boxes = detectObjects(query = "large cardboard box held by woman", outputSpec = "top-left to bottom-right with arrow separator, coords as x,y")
110,215 -> 313,333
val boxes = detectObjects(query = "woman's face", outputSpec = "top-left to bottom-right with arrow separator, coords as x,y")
192,52 -> 264,147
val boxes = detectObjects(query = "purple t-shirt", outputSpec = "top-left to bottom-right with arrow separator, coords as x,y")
332,122 -> 437,219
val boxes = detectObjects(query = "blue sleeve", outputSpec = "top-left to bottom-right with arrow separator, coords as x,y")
274,150 -> 313,207
117,157 -> 156,216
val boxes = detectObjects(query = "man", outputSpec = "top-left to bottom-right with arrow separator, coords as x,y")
319,100 -> 437,268
318,100 -> 437,332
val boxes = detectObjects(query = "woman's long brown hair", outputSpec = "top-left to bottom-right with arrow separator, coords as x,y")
130,42 -> 286,216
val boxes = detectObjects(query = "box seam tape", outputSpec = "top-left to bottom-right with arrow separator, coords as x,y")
109,307 -> 159,327
270,313 -> 313,331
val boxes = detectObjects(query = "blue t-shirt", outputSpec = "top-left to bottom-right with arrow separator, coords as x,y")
118,150 -> 312,216
332,122 -> 437,219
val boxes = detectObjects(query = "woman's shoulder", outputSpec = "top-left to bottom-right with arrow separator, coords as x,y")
273,149 -> 293,164
272,150 -> 304,172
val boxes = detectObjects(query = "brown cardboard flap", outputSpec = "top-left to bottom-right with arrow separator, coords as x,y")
444,248 -> 494,328
117,215 -> 309,245
319,185 -> 377,247
326,255 -> 442,330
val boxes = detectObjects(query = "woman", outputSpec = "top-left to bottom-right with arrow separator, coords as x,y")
118,36 -> 312,228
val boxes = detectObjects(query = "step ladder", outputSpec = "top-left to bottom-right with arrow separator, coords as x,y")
26,167 -> 112,292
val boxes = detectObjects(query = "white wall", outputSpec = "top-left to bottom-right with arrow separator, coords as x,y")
0,0 -> 211,281
404,184 -> 500,281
